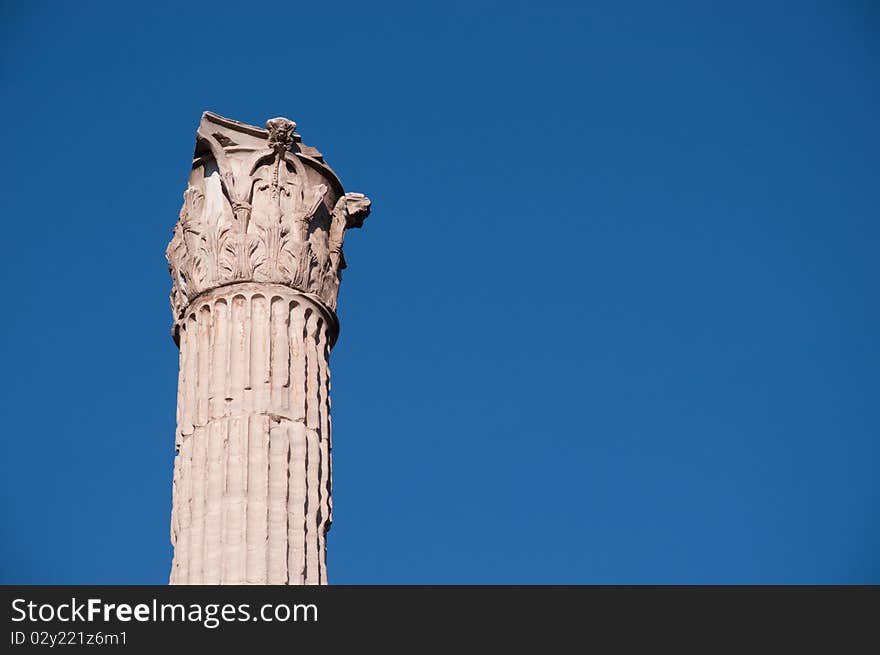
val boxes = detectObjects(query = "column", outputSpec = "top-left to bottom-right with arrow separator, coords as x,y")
165,112 -> 370,585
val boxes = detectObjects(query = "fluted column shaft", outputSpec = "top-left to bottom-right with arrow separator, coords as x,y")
166,111 -> 370,585
169,283 -> 334,585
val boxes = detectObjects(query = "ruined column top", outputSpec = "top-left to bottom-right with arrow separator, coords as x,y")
166,111 -> 371,346
197,111 -> 345,192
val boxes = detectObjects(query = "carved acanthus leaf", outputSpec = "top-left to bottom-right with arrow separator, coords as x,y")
167,113 -> 371,325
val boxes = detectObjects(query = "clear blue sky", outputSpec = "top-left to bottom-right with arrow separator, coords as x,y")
1,1 -> 877,584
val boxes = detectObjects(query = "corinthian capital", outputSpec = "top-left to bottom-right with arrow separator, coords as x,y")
165,112 -> 371,338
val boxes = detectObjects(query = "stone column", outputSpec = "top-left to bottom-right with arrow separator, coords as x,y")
165,112 -> 371,585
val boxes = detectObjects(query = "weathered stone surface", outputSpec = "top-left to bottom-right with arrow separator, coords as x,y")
166,113 -> 370,584
166,112 -> 371,339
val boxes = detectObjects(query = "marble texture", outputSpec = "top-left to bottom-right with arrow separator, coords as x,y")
166,113 -> 370,584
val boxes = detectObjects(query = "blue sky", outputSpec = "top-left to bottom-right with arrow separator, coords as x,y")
1,1 -> 877,583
